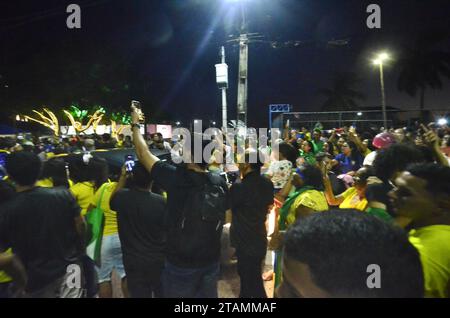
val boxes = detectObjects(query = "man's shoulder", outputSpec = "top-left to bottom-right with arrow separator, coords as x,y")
207,173 -> 228,189
153,160 -> 177,173
35,187 -> 75,203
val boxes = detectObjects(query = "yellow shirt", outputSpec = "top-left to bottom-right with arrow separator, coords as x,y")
0,249 -> 12,283
37,178 -> 74,188
339,187 -> 368,211
36,178 -> 53,188
409,225 -> 450,298
287,190 -> 328,226
70,182 -> 95,216
91,182 -> 119,237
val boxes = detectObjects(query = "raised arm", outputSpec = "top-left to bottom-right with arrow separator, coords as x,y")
348,131 -> 367,155
111,166 -> 128,202
323,174 -> 344,206
421,124 -> 449,167
131,104 -> 160,173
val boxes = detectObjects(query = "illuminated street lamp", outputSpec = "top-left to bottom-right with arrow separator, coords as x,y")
373,52 -> 390,129
438,118 -> 447,126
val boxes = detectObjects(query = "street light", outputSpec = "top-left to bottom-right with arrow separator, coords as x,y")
357,112 -> 363,116
438,118 -> 448,126
373,52 -> 390,129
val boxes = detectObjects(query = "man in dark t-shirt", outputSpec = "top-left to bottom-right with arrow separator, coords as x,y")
111,162 -> 167,298
0,152 -> 85,297
230,149 -> 274,298
129,104 -> 229,298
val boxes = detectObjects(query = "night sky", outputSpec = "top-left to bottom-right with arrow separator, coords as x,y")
1,0 -> 450,127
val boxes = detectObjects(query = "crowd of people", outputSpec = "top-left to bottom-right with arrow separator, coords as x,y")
0,108 -> 449,298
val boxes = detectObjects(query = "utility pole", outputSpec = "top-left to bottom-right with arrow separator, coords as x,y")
379,62 -> 387,129
215,46 -> 229,130
236,0 -> 248,127
237,33 -> 249,127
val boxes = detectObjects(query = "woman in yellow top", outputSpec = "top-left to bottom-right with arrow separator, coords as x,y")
36,158 -> 73,188
69,155 -> 108,216
278,163 -> 329,228
88,172 -> 127,299
323,166 -> 373,211
272,164 -> 328,288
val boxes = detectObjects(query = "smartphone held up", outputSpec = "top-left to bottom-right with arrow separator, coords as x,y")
125,155 -> 135,173
131,100 -> 145,123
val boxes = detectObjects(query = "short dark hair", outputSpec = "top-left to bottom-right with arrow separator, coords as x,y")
87,156 -> 109,190
373,143 -> 424,182
298,163 -> 324,191
284,210 -> 424,298
278,142 -> 298,166
406,163 -> 450,197
6,152 -> 42,186
243,148 -> 264,173
132,162 -> 152,189
40,158 -> 70,188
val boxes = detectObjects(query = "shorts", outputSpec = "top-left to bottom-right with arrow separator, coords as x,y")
95,234 -> 126,283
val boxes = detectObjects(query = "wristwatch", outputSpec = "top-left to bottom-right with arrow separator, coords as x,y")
131,123 -> 141,130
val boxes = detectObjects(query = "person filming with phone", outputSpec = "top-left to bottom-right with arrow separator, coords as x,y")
129,101 -> 229,298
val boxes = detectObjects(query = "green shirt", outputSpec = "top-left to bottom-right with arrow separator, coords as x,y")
366,207 -> 394,223
299,150 -> 316,165
312,140 -> 324,154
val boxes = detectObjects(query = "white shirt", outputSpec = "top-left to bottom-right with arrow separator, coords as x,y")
267,159 -> 293,189
363,150 -> 377,166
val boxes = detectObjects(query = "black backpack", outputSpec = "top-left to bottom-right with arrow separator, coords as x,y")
172,173 -> 228,266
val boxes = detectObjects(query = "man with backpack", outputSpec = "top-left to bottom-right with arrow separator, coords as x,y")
130,105 -> 229,298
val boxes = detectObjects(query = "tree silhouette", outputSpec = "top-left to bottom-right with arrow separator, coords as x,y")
397,31 -> 450,116
318,72 -> 366,111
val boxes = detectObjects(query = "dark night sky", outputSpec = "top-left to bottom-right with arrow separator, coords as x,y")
1,0 -> 450,127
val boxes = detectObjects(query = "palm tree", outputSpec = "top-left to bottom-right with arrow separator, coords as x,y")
318,72 -> 366,111
397,31 -> 450,116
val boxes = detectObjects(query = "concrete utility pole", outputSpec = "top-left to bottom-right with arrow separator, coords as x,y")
237,33 -> 249,127
215,46 -> 229,130
220,47 -> 228,129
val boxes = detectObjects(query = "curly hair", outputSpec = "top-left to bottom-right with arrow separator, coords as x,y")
373,144 -> 424,182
